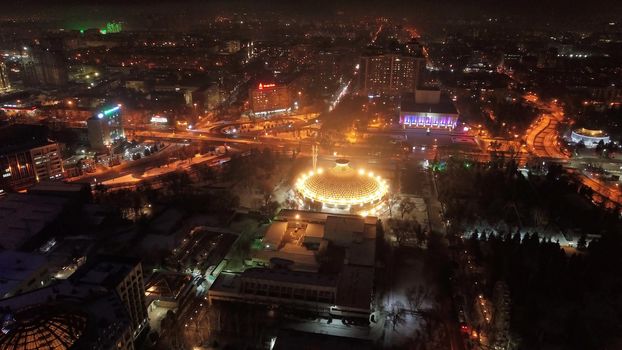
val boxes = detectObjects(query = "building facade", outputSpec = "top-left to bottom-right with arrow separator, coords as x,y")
209,210 -> 377,320
399,89 -> 459,129
570,128 -> 610,148
21,44 -> 68,88
0,62 -> 11,92
0,142 -> 62,193
359,51 -> 425,97
0,280 -> 135,350
74,256 -> 148,339
87,105 -> 125,150
30,143 -> 63,182
249,82 -> 292,117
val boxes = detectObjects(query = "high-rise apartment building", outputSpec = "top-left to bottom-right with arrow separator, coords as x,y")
0,62 -> 11,92
359,42 -> 426,97
21,40 -> 68,88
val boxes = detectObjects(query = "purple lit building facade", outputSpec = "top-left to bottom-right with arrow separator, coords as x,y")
399,113 -> 458,129
399,89 -> 459,129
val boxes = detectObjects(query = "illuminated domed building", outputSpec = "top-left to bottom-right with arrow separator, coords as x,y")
570,128 -> 610,148
295,159 -> 388,215
0,304 -> 87,350
0,257 -> 145,350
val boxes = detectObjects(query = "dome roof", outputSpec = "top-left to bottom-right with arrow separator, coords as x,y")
0,304 -> 87,350
295,159 -> 388,206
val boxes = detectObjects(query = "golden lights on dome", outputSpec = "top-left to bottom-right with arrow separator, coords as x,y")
295,159 -> 389,209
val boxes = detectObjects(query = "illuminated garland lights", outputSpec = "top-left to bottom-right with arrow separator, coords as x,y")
295,161 -> 389,208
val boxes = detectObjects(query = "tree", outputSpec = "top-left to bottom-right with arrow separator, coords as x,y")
387,192 -> 399,218
406,285 -> 432,313
577,234 -> 587,251
94,183 -> 108,195
195,165 -> 216,182
398,197 -> 416,219
260,200 -> 280,220
596,139 -> 605,156
388,218 -> 419,245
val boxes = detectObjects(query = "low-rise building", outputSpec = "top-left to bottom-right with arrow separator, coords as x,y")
399,89 -> 459,129
0,280 -> 135,350
0,251 -> 50,299
0,125 -> 63,193
569,128 -> 610,148
209,210 -> 377,320
0,193 -> 69,250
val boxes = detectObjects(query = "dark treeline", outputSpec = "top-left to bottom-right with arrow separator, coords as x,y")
437,158 -> 620,233
439,157 -> 622,349
467,230 -> 622,350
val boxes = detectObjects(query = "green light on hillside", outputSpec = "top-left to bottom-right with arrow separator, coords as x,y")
99,22 -> 121,35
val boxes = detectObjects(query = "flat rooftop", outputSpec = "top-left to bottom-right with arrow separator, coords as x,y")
242,267 -> 337,288
274,329 -> 374,350
257,210 -> 376,271
400,92 -> 458,115
277,209 -> 379,226
145,271 -> 192,302
72,256 -> 140,289
0,194 -> 69,250
213,210 -> 377,314
0,251 -> 48,297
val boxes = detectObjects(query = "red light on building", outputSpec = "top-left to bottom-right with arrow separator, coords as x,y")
258,83 -> 276,90
460,324 -> 470,334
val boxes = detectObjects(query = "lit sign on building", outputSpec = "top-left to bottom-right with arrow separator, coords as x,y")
102,105 -> 121,116
97,105 -> 122,119
100,22 -> 122,35
400,114 -> 458,129
150,116 -> 168,124
258,83 -> 276,90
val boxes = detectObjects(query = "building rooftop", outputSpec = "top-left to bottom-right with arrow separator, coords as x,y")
242,267 -> 337,288
29,181 -> 86,194
273,329 -> 373,350
263,221 -> 288,249
72,255 -> 141,289
145,271 -> 192,303
400,92 -> 458,115
277,209 -> 379,226
0,302 -> 88,350
0,194 -> 69,250
573,128 -> 608,137
0,280 -> 131,350
0,251 -> 48,298
0,125 -> 51,155
336,265 -> 375,310
213,210 -> 377,314
295,159 -> 388,208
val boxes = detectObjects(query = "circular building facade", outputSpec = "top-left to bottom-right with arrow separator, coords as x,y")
295,159 -> 388,215
570,128 -> 610,148
0,304 -> 87,350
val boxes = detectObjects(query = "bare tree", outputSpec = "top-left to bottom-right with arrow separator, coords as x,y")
387,193 -> 399,218
406,285 -> 432,313
399,197 -> 416,219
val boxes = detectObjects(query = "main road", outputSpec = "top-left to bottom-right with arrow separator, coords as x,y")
523,94 -> 622,206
